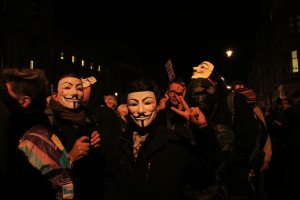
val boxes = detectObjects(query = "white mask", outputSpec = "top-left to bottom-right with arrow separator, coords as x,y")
127,91 -> 158,128
57,77 -> 84,110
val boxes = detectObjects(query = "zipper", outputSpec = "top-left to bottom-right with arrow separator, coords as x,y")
146,162 -> 151,181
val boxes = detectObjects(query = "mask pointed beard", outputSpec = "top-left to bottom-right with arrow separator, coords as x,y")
73,101 -> 80,110
141,119 -> 145,127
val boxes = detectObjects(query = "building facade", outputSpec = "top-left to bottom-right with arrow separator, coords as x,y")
249,0 -> 300,109
0,0 -> 146,99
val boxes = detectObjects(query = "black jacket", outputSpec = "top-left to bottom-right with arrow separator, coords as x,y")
52,116 -> 105,200
103,113 -> 221,200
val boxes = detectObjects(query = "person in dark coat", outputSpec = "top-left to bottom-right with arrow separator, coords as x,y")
102,78 -> 221,200
157,77 -> 194,140
49,72 -> 102,200
186,61 -> 260,199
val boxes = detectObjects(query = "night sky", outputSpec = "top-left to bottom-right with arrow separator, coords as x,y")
54,0 -> 261,84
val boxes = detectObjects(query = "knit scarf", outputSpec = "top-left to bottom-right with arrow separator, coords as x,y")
49,97 -> 86,125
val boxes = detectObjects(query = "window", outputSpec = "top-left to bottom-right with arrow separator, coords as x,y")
30,60 -> 34,69
292,50 -> 299,73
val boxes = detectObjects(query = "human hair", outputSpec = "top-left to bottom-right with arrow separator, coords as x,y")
168,77 -> 186,89
52,72 -> 82,93
103,94 -> 118,109
103,94 -> 117,101
0,68 -> 48,112
231,80 -> 247,91
126,78 -> 161,101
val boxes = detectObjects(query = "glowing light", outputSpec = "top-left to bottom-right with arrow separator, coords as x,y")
226,50 -> 233,58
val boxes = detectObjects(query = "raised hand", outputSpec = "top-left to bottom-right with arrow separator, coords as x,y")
170,96 -> 207,128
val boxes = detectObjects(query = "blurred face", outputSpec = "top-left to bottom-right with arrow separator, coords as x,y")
281,99 -> 291,111
127,91 -> 158,127
118,106 -> 128,117
104,95 -> 117,109
234,84 -> 245,90
188,78 -> 216,115
57,77 -> 84,110
167,82 -> 186,106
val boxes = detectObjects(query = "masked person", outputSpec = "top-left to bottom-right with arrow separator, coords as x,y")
186,61 -> 260,200
102,78 -> 221,200
0,68 -> 69,200
49,72 -> 102,200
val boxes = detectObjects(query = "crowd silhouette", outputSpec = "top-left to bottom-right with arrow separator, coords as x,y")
1,61 -> 300,200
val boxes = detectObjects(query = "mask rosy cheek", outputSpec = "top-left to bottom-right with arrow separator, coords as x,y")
128,108 -> 135,113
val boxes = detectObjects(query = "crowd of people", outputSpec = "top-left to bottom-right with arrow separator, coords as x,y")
0,60 -> 299,200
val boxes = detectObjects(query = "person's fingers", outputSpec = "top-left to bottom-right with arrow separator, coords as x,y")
179,96 -> 189,110
78,136 -> 90,143
164,93 -> 169,99
91,138 -> 101,147
170,106 -> 185,116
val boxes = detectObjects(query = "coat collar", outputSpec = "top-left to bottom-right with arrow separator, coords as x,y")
119,120 -> 174,164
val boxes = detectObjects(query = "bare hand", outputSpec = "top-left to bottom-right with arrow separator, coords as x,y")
171,96 -> 207,128
68,136 -> 90,162
90,130 -> 101,148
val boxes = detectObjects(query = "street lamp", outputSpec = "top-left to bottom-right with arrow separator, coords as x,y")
226,49 -> 233,58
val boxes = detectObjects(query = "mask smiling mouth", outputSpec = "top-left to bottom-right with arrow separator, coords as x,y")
134,117 -> 151,120
65,99 -> 81,102
133,113 -> 152,118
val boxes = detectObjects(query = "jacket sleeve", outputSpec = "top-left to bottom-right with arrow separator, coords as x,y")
233,92 -> 258,159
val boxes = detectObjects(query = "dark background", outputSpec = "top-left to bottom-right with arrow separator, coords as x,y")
54,0 -> 261,84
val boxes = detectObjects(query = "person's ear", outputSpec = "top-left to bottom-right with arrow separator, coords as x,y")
52,92 -> 59,102
19,96 -> 31,108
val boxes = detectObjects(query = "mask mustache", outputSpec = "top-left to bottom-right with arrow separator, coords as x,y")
64,94 -> 83,101
133,113 -> 152,118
